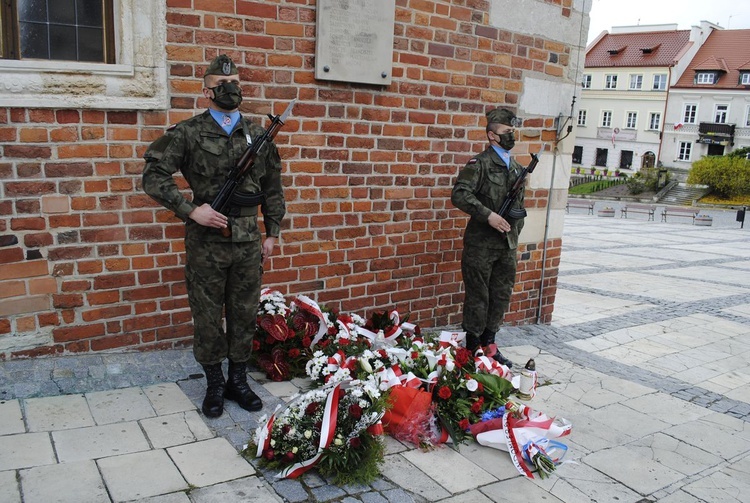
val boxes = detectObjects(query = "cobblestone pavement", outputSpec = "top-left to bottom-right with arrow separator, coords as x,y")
1,210 -> 749,502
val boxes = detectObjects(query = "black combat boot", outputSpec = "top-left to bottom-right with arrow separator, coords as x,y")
480,328 -> 514,368
201,363 -> 225,418
225,361 -> 263,412
465,332 -> 481,353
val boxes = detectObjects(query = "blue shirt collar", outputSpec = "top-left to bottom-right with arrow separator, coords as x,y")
209,109 -> 241,134
491,144 -> 511,168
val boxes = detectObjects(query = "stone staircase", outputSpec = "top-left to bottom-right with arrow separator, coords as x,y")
657,183 -> 711,206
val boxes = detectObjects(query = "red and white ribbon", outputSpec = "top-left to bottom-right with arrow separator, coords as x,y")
279,383 -> 342,479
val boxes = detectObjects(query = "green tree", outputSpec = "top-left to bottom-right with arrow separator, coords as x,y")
688,155 -> 750,198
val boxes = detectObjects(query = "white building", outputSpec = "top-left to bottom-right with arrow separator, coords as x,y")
661,28 -> 750,171
575,23 -> 716,173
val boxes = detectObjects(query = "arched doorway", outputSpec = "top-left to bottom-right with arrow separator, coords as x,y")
642,151 -> 655,169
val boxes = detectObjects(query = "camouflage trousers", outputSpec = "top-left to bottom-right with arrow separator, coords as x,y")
185,237 -> 263,365
460,244 -> 518,337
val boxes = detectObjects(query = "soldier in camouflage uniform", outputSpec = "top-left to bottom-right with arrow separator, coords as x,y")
142,55 -> 286,418
451,108 -> 526,368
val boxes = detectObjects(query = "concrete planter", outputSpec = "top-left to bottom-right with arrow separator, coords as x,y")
598,208 -> 615,218
694,215 -> 713,226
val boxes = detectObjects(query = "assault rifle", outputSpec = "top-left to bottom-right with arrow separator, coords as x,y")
211,100 -> 295,236
497,148 -> 543,221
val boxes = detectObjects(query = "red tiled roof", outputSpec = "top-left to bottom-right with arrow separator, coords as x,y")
585,30 -> 691,68
674,29 -> 750,89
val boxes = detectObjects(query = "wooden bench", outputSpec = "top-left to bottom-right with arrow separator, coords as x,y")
661,207 -> 698,223
566,199 -> 595,214
621,204 -> 656,221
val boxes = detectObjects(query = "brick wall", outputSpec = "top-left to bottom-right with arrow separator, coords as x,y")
0,0 -> 574,359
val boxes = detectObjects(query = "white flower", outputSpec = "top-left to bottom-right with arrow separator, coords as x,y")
466,379 -> 478,392
445,360 -> 455,372
292,446 -> 298,454
334,438 -> 343,446
304,430 -> 312,439
270,439 -> 276,447
359,357 -> 373,374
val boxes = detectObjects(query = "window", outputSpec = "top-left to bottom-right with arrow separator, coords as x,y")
678,141 -> 692,161
652,74 -> 667,90
696,72 -> 715,84
0,1 -> 167,110
601,110 -> 612,127
648,112 -> 661,130
1,0 -> 114,62
595,148 -> 608,167
625,112 -> 637,129
581,74 -> 591,89
683,104 -> 697,123
572,146 -> 583,164
746,105 -> 750,127
629,74 -> 643,90
715,104 -> 728,123
577,109 -> 587,126
620,150 -> 633,169
742,73 -> 750,85
605,74 -> 618,89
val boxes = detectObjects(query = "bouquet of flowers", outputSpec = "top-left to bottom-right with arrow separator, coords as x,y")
247,379 -> 387,485
252,290 -> 329,380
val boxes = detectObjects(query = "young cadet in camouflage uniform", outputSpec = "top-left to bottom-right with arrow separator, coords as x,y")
451,108 -> 526,369
142,55 -> 286,418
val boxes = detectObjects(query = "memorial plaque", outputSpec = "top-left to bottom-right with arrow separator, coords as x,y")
315,0 -> 395,86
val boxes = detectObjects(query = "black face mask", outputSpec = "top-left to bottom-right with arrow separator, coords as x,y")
497,131 -> 515,150
209,82 -> 242,110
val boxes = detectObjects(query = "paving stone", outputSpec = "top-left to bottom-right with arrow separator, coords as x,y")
402,445 -> 496,493
272,478 -> 310,503
369,478 -> 395,492
189,476 -> 283,503
436,490 -> 494,503
379,454 -> 450,501
0,469 -> 21,503
141,412 -> 199,448
360,492 -> 389,503
143,383 -> 196,415
167,437 -> 255,487
137,493 -> 191,503
628,432 -> 723,476
98,449 -> 188,502
0,432 -> 56,470
0,399 -> 24,435
20,459 -> 107,503
458,441 -> 521,481
583,444 -> 685,494
53,421 -> 149,463
23,394 -> 95,432
310,484 -> 347,502
382,488 -> 417,503
86,387 -> 156,425
663,417 -> 750,460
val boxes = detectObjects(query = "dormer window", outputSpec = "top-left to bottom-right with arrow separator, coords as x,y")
641,48 -> 653,54
741,73 -> 750,85
696,72 -> 716,84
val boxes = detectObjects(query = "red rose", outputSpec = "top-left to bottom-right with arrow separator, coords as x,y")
410,351 -> 419,360
348,404 -> 363,419
302,336 -> 312,347
265,336 -> 275,345
282,424 -> 291,434
349,437 -> 362,448
414,326 -> 421,335
320,339 -> 331,348
284,451 -> 295,462
438,386 -> 452,400
306,402 -> 319,415
458,418 -> 470,431
339,338 -> 350,346
252,340 -> 261,352
455,348 -> 470,367
328,325 -> 338,335
263,449 -> 275,460
288,348 -> 300,358
471,401 -> 482,414
477,382 -> 484,392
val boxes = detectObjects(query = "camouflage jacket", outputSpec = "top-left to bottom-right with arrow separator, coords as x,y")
142,111 -> 286,242
451,146 -> 525,249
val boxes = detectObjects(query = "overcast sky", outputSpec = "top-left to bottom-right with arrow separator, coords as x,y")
587,0 -> 750,44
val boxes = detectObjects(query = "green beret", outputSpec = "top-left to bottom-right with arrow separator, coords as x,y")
486,108 -> 519,127
205,55 -> 238,77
